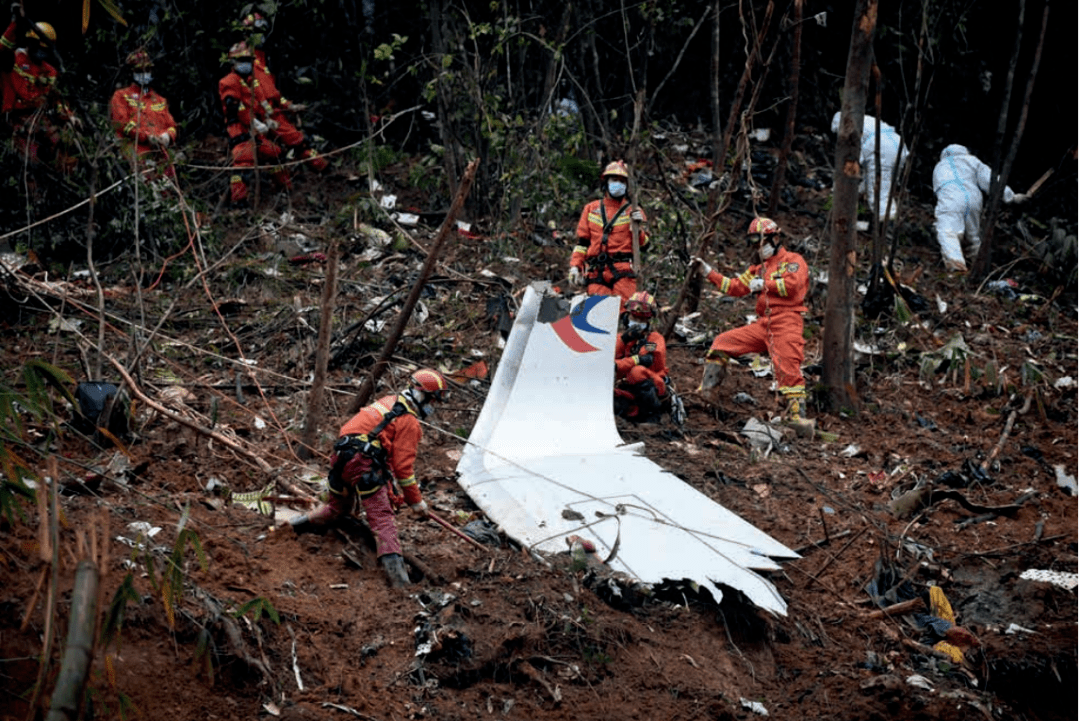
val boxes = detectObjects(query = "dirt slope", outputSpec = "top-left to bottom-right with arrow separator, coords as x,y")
0,148 -> 1076,721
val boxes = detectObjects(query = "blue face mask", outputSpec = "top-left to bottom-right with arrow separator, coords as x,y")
607,180 -> 627,198
133,72 -> 153,87
234,61 -> 253,76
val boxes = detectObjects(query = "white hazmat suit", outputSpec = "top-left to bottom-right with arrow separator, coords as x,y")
932,144 -> 1017,273
831,112 -> 909,221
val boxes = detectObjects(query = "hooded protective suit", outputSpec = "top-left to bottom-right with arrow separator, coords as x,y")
831,112 -> 908,220
932,144 -> 1015,272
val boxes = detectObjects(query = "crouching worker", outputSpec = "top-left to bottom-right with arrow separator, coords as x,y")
692,218 -> 813,433
614,291 -> 670,422
291,369 -> 450,587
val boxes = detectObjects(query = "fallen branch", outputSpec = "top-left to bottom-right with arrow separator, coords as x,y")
105,353 -> 273,475
981,390 -> 1033,473
865,596 -> 924,620
426,511 -> 490,553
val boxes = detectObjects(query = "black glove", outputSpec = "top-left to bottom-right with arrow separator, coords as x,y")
638,353 -> 654,368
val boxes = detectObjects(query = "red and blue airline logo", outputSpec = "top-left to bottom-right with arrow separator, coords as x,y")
551,295 -> 609,353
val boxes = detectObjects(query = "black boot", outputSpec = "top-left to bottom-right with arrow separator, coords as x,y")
380,553 -> 411,587
633,380 -> 663,422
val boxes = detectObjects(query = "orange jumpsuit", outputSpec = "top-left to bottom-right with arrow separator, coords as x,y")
330,394 -> 426,558
109,84 -> 177,176
1,21 -> 73,169
218,69 -> 290,203
571,196 -> 649,303
614,329 -> 668,419
704,246 -> 808,400
253,49 -> 326,170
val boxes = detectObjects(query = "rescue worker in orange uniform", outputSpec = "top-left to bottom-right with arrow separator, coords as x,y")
693,218 -> 811,422
1,10 -> 77,171
614,291 -> 670,422
239,12 -> 327,171
569,160 -> 649,304
218,41 -> 291,207
290,369 -> 450,587
109,50 -> 177,178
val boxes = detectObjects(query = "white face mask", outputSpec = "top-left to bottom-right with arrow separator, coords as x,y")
627,319 -> 648,336
133,72 -> 153,87
607,180 -> 627,198
234,61 -> 253,75
758,241 -> 776,261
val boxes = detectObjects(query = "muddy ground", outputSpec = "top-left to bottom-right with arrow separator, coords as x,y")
0,139 -> 1077,721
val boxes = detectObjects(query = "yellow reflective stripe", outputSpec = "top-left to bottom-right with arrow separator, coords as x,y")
123,121 -> 137,134
718,276 -> 731,293
572,245 -> 588,256
737,269 -> 754,286
397,475 -> 417,487
775,278 -> 787,297
778,385 -> 805,397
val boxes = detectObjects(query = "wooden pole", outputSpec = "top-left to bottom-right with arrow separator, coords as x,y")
628,88 -> 646,280
298,239 -> 339,460
349,158 -> 479,413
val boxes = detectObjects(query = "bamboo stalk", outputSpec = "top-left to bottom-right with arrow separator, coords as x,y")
45,558 -> 100,721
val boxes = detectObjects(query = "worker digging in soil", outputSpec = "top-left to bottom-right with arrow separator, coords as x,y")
693,217 -> 814,434
290,369 -> 450,587
932,144 -> 1027,274
613,290 -> 671,423
568,160 -> 648,307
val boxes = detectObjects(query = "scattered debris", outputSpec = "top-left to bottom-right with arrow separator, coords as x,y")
1052,465 -> 1077,496
740,698 -> 769,715
1019,569 -> 1078,590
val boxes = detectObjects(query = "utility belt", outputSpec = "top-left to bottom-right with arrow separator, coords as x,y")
328,433 -> 391,495
586,252 -> 636,285
228,131 -> 252,148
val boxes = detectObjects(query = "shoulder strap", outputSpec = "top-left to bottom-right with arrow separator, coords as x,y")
368,400 -> 409,441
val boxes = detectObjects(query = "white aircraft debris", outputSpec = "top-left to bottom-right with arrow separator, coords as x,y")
456,284 -> 799,615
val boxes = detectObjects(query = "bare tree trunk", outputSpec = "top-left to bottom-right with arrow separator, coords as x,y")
430,0 -> 461,199
349,158 -> 479,413
767,0 -> 803,218
297,240 -> 339,460
970,0 -> 1047,282
822,0 -> 877,413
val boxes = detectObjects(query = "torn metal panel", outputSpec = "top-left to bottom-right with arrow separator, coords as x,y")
456,283 -> 798,615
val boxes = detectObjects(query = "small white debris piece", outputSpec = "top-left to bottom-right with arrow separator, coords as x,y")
741,417 -> 784,451
445,449 -> 463,462
127,521 -> 162,538
1019,569 -> 1078,590
740,698 -> 769,716
1054,376 -> 1076,390
329,584 -> 349,590
906,675 -> 934,691
1005,623 -> 1036,635
263,702 -> 281,717
936,294 -> 947,314
751,128 -> 771,142
839,444 -> 861,458
393,212 -> 419,226
379,194 -> 397,209
369,179 -> 382,192
813,11 -> 827,26
1053,465 -> 1077,496
856,221 -> 870,232
456,220 -> 471,232
254,416 -> 267,430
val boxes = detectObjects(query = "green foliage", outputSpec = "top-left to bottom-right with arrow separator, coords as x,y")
101,572 -> 141,650
233,595 -> 281,625
0,360 -> 79,524
142,504 -> 208,631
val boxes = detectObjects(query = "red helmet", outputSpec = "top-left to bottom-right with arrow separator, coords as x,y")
625,291 -> 657,320
746,217 -> 780,239
126,49 -> 153,69
601,160 -> 629,180
228,41 -> 255,60
410,368 -> 450,402
242,12 -> 269,30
